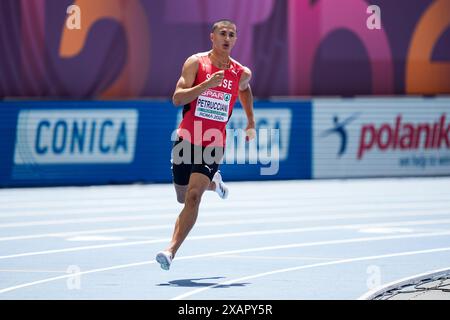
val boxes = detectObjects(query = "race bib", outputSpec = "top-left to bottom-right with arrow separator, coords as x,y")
195,89 -> 231,122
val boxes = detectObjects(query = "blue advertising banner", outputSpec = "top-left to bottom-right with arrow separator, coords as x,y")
0,100 -> 312,187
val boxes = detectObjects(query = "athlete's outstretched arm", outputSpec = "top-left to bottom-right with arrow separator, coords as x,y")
172,56 -> 224,106
238,68 -> 256,140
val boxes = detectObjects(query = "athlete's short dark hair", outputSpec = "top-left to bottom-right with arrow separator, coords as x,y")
211,19 -> 237,33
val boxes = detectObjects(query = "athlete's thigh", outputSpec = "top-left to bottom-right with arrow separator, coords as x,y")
186,172 -> 211,196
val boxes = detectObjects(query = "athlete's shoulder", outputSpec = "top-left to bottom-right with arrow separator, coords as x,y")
184,51 -> 211,68
181,54 -> 202,75
184,54 -> 200,65
230,57 -> 251,76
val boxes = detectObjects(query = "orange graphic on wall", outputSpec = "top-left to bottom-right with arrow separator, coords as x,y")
407,0 -> 450,95
59,0 -> 151,97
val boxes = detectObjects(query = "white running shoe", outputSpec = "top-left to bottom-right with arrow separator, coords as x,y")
212,171 -> 229,199
156,250 -> 173,270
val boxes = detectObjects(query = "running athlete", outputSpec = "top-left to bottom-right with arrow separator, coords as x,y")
156,19 -> 255,270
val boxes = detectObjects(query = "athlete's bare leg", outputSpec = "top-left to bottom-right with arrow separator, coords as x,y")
167,173 -> 211,257
174,181 -> 216,204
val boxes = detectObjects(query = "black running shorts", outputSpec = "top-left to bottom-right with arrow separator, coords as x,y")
171,137 -> 224,186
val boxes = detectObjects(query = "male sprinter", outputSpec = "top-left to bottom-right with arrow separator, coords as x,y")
155,19 -> 255,270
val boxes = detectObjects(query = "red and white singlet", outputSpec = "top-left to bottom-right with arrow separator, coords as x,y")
177,52 -> 245,147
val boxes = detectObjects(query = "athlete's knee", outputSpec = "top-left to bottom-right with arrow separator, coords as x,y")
185,188 -> 202,207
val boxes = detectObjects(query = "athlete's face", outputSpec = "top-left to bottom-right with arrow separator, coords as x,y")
210,24 -> 237,53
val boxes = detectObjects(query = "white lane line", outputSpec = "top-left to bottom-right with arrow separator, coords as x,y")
215,255 -> 338,261
2,199 -> 449,218
0,186 -> 173,202
0,215 -> 175,228
0,262 -> 153,295
0,197 -> 175,211
1,225 -> 450,261
0,269 -> 67,274
1,181 -> 447,205
1,193 -> 449,212
2,204 -> 450,228
171,246 -> 450,300
1,216 -> 450,243
0,178 -> 448,207
0,205 -> 176,219
2,240 -> 450,296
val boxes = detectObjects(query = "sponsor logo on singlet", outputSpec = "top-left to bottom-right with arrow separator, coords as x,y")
195,89 -> 231,122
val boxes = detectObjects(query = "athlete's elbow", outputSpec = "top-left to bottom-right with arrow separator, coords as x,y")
172,94 -> 182,106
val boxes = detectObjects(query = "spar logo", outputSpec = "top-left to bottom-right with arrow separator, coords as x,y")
203,90 -> 227,100
321,113 -> 359,157
224,93 -> 231,102
358,114 -> 450,159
